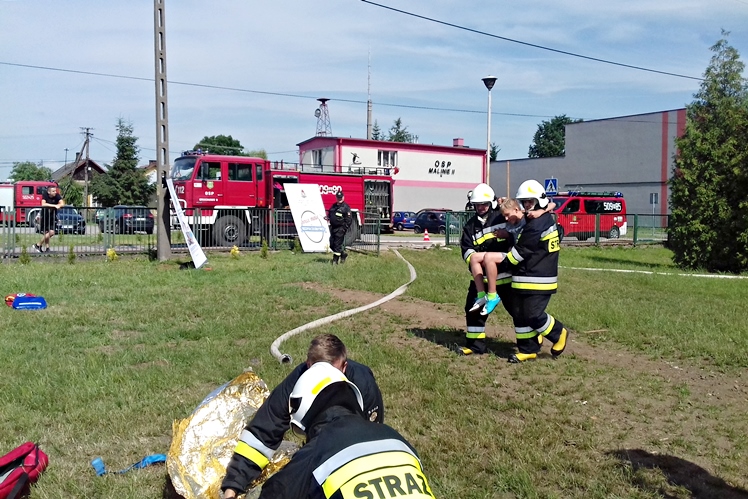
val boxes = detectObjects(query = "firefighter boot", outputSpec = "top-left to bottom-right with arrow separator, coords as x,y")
332,254 -> 340,265
508,352 -> 537,363
340,252 -> 348,264
551,328 -> 568,357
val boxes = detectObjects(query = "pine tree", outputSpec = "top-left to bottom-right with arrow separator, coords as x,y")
90,118 -> 154,206
669,33 -> 748,272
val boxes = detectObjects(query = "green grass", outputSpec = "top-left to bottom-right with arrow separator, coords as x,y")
1,246 -> 747,498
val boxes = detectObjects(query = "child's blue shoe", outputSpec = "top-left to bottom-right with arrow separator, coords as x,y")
481,296 -> 501,316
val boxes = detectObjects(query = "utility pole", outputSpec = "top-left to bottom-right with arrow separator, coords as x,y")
80,127 -> 93,207
154,0 -> 171,260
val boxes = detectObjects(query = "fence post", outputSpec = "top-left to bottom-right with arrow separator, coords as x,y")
633,214 -> 639,246
595,213 -> 601,245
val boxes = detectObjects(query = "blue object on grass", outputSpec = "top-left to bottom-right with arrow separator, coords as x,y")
91,454 -> 167,476
11,296 -> 47,310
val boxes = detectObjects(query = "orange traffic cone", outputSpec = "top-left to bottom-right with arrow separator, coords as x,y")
423,229 -> 430,242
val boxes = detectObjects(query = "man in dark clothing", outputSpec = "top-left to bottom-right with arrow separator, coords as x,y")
221,334 -> 384,498
501,180 -> 568,363
327,191 -> 352,264
34,184 -> 63,253
458,183 -> 514,355
254,362 -> 434,499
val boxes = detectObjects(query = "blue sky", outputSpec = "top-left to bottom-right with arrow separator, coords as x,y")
1,0 -> 746,181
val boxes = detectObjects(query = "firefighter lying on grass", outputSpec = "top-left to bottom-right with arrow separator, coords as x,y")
251,362 -> 435,499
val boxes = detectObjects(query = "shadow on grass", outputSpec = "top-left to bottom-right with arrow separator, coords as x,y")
163,476 -> 183,499
408,327 -> 516,359
608,449 -> 748,499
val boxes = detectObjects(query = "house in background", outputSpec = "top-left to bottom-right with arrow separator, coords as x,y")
138,160 -> 158,206
297,136 -> 486,212
51,153 -> 106,207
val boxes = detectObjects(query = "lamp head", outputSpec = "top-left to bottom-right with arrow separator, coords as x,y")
482,76 -> 497,91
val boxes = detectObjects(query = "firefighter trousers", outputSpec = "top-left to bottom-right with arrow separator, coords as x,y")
510,293 -> 565,354
464,280 -> 513,354
329,227 -> 348,257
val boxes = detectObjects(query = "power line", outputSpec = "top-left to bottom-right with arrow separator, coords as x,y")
0,61 -> 562,120
360,0 -> 704,82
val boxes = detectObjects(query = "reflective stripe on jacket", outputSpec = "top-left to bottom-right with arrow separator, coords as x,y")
258,410 -> 434,499
505,212 -> 560,294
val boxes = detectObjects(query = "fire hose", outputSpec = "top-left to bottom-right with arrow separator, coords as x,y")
270,249 -> 417,363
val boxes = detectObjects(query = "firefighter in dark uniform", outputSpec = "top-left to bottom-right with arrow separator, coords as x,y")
255,362 -> 435,499
502,179 -> 568,363
328,190 -> 352,264
457,183 -> 514,355
221,334 -> 384,498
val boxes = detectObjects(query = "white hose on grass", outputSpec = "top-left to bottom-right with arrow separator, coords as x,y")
270,249 -> 417,363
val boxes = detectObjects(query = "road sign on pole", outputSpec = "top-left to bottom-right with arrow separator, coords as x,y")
544,178 -> 558,196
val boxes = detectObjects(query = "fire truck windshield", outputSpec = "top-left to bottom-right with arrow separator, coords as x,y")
171,156 -> 197,180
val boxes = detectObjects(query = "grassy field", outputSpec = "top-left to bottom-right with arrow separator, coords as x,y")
1,246 -> 747,498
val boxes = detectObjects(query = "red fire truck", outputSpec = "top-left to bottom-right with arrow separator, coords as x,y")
0,181 -> 57,225
169,151 -> 393,246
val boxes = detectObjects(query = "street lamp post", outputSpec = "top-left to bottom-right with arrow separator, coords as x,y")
481,76 -> 497,186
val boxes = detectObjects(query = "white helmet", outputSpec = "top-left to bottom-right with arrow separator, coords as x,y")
516,179 -> 549,209
468,183 -> 497,209
289,362 -> 364,435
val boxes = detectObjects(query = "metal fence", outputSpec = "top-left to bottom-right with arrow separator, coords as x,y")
1,205 -> 381,261
444,211 -> 669,246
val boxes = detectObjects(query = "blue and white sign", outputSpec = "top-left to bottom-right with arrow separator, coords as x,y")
544,177 -> 558,196
284,183 -> 331,252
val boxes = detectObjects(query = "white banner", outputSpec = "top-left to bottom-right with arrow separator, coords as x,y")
166,178 -> 208,269
283,183 -> 331,253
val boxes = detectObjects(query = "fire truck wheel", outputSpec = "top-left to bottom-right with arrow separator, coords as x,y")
213,215 -> 247,246
608,226 -> 620,239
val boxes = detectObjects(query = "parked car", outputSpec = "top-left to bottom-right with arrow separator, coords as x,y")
393,211 -> 416,231
98,205 -> 154,234
412,210 -> 455,235
34,206 -> 86,235
94,208 -> 107,224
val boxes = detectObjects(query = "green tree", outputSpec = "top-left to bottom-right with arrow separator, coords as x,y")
90,118 -> 154,206
244,149 -> 268,159
59,178 -> 83,207
387,118 -> 418,143
9,161 -> 53,181
371,120 -> 383,141
528,115 -> 581,158
669,34 -> 748,272
195,135 -> 245,155
490,142 -> 501,162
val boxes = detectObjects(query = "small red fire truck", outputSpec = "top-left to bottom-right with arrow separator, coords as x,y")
0,180 -> 58,225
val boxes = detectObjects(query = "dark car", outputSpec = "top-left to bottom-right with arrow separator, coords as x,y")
393,211 -> 416,231
34,206 -> 86,235
412,210 -> 455,234
98,205 -> 154,234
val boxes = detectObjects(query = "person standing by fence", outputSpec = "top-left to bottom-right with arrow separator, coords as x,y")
34,184 -> 63,253
327,190 -> 352,264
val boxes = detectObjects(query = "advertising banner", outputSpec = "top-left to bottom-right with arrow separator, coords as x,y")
283,183 -> 330,253
166,178 -> 208,269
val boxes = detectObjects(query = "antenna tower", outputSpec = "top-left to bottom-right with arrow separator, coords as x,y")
315,98 -> 332,136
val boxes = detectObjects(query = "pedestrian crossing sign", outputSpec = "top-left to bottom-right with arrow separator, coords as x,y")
544,178 -> 558,195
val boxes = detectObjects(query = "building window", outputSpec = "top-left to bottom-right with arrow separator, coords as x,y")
378,150 -> 397,168
312,150 -> 323,168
